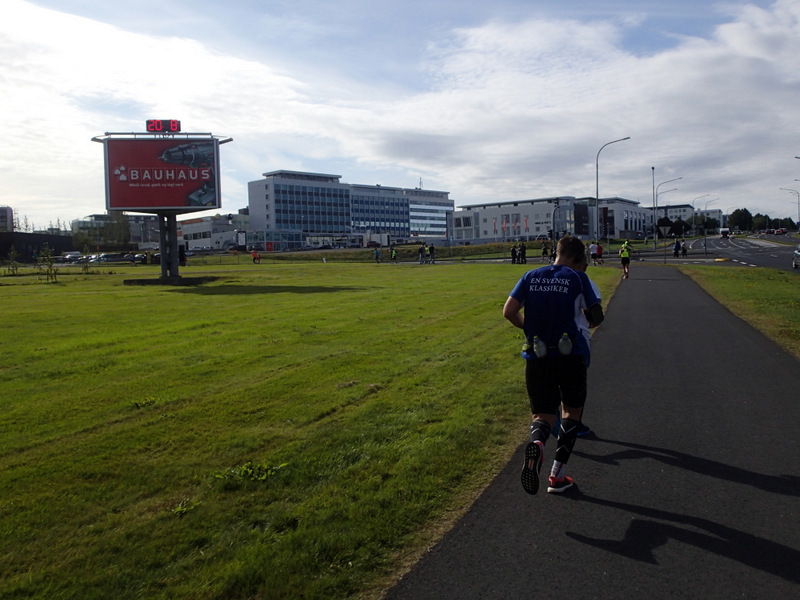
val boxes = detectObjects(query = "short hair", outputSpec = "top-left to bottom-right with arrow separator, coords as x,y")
556,235 -> 587,263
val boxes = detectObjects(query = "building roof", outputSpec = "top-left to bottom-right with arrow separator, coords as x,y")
261,170 -> 342,182
456,196 -> 642,211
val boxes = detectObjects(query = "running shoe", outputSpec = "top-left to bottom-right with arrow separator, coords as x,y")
551,420 -> 593,438
521,441 -> 543,495
546,475 -> 574,493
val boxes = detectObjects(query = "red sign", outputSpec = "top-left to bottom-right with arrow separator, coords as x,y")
103,138 -> 221,212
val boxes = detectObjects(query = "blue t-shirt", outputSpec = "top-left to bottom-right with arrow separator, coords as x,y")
509,264 -> 601,363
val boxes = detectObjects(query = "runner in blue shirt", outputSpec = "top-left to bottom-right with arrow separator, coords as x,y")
503,235 -> 604,494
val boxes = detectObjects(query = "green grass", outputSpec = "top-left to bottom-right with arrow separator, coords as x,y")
0,262 -> 619,600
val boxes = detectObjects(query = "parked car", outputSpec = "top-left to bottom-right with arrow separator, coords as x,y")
58,251 -> 83,263
91,253 -> 129,263
123,253 -> 147,264
793,244 -> 800,269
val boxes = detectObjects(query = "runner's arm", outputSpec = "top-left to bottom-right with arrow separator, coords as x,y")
583,303 -> 604,327
503,296 -> 524,329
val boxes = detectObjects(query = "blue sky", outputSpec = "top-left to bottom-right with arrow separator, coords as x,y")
2,0 -> 800,229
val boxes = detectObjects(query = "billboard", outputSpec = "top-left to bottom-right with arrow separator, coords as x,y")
103,137 -> 221,212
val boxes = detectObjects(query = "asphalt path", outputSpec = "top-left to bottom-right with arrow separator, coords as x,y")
385,264 -> 800,600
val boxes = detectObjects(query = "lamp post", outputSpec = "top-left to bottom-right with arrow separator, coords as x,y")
723,206 -> 738,232
651,167 -> 655,249
702,198 -> 718,255
691,194 -> 710,234
654,176 -> 682,248
780,188 -> 800,226
595,137 -> 630,242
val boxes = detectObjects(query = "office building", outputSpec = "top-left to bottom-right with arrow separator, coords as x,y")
247,170 -> 453,250
0,206 -> 14,232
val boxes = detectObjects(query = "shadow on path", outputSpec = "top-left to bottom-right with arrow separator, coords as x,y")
564,488 -> 800,583
575,437 -> 800,497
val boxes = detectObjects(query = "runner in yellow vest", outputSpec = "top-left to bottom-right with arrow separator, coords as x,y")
619,241 -> 631,279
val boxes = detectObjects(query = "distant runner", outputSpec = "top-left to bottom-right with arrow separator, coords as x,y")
619,241 -> 631,279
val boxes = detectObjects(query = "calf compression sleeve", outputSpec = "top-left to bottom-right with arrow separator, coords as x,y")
530,419 -> 551,445
554,418 -> 580,465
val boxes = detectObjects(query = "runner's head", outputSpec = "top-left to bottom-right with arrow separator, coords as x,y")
556,235 -> 587,267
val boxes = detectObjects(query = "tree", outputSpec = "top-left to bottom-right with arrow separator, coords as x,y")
656,216 -> 673,238
728,208 -> 753,232
752,213 -> 770,231
73,231 -> 92,251
103,211 -> 131,247
671,218 -> 691,237
688,213 -> 705,233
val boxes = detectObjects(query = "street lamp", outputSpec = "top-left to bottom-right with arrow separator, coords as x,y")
723,206 -> 738,231
691,194 -> 710,234
701,198 -> 719,255
654,176 -> 682,247
595,137 -> 630,241
780,187 -> 800,225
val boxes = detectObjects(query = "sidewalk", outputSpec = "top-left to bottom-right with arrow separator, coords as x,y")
385,265 -> 800,599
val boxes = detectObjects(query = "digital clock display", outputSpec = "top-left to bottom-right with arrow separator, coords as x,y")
146,119 -> 181,133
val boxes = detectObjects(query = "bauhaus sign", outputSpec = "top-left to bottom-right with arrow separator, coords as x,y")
103,137 -> 221,212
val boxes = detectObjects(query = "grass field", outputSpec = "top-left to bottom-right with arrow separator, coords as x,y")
1,260 -> 619,600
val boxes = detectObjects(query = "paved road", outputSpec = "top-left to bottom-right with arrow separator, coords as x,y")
385,265 -> 800,600
645,236 -> 800,272
706,236 -> 799,272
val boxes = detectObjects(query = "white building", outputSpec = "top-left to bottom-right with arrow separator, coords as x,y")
451,196 -> 652,244
178,212 -> 249,251
657,204 -> 723,230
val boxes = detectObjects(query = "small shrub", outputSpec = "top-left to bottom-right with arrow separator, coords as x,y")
132,397 -> 157,409
216,461 -> 288,484
170,498 -> 200,517
6,246 -> 19,275
36,244 -> 59,283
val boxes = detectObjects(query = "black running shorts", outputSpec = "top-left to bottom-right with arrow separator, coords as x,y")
525,356 -> 587,415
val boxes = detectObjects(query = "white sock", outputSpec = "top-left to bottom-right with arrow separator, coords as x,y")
550,461 -> 565,479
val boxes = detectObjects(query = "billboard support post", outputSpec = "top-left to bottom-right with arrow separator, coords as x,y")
157,213 -> 181,280
158,214 -> 169,278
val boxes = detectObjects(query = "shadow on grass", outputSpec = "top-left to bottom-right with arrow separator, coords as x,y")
171,284 -> 367,295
